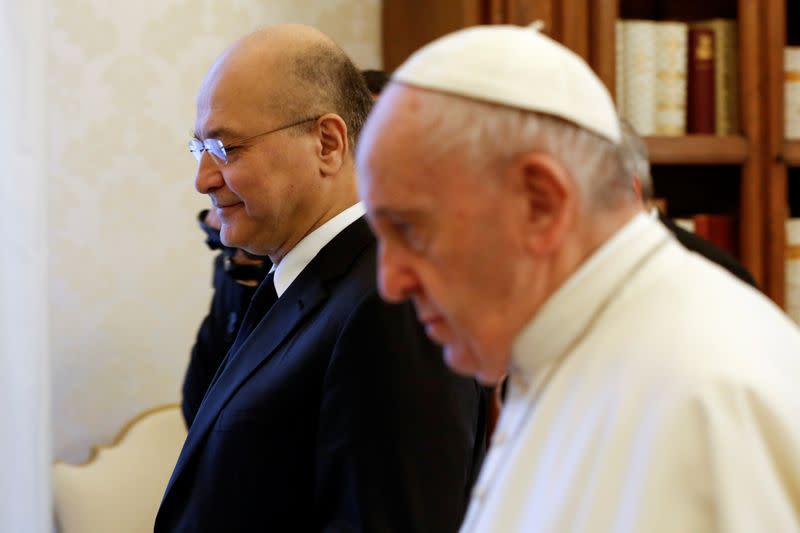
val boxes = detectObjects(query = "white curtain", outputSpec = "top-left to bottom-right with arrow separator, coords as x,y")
0,1 -> 52,531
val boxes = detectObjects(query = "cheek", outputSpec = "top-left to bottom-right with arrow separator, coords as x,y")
418,242 -> 470,301
433,253 -> 484,301
428,258 -> 502,347
224,171 -> 272,214
422,267 -> 475,334
221,168 -> 250,198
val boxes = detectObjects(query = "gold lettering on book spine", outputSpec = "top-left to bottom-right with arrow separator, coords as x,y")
696,34 -> 713,61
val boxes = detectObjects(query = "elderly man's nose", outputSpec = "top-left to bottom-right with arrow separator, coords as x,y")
195,152 -> 223,194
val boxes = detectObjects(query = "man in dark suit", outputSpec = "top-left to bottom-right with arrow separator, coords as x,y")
182,71 -> 388,428
182,207 -> 268,427
156,25 -> 485,532
619,120 -> 757,287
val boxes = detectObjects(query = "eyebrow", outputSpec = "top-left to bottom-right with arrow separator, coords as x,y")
192,126 -> 238,141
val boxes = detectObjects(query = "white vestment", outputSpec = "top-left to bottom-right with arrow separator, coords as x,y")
461,213 -> 800,533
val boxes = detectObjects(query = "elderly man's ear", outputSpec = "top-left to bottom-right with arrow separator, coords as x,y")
631,174 -> 644,203
515,153 -> 574,254
316,113 -> 348,175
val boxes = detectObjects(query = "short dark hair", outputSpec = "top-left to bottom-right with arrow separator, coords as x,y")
290,44 -> 374,150
361,69 -> 390,96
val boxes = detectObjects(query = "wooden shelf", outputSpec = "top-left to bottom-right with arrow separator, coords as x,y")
382,0 -> 768,292
785,140 -> 800,166
645,135 -> 749,165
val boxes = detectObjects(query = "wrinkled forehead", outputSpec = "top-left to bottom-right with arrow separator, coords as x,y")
359,86 -> 463,212
360,85 -> 430,165
359,87 -> 420,182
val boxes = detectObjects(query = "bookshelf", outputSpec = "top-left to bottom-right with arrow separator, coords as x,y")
645,136 -> 748,165
763,0 -> 800,307
590,0 -> 764,289
786,142 -> 800,167
763,0 -> 785,306
382,0 -> 485,73
383,0 -> 775,297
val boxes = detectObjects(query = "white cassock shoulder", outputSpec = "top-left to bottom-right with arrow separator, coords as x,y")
462,236 -> 800,533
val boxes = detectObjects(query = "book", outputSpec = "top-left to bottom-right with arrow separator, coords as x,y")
692,19 -> 739,135
673,218 -> 695,233
692,214 -> 736,256
655,22 -> 688,135
666,213 -> 737,257
785,218 -> 800,324
687,27 -> 716,134
622,20 -> 657,135
786,47 -> 800,140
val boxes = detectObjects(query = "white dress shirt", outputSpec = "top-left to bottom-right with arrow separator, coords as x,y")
461,213 -> 800,532
269,202 -> 365,297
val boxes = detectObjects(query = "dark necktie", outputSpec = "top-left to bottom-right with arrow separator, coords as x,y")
225,271 -> 278,362
194,272 -> 278,418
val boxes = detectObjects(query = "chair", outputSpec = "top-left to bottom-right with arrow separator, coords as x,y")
53,404 -> 187,533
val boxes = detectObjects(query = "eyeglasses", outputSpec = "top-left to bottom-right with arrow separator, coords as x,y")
189,116 -> 321,165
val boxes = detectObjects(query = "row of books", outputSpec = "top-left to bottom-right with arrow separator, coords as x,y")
616,19 -> 738,137
786,47 -> 800,139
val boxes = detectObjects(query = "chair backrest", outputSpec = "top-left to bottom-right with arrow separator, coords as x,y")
53,404 -> 187,533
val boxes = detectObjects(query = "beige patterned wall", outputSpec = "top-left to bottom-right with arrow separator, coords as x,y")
49,0 -> 382,462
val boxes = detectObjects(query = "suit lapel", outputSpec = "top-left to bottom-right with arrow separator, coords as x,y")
163,217 -> 375,500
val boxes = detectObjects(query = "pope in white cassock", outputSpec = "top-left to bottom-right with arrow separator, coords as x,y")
356,24 -> 800,533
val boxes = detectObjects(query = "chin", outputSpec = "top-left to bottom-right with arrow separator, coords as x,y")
442,344 -> 480,378
474,367 -> 506,387
219,225 -> 244,249
443,343 -> 506,385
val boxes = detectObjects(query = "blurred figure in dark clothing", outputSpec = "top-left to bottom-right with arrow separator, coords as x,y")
362,69 -> 389,99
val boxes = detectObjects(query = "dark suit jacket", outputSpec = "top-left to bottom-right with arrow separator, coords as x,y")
659,214 -> 757,287
156,218 -> 485,533
182,253 -> 258,427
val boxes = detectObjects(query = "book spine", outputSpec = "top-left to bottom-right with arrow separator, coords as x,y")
623,20 -> 657,135
785,218 -> 800,324
655,22 -> 688,136
785,47 -> 800,140
687,28 -> 716,134
715,20 -> 740,135
693,214 -> 736,256
673,218 -> 696,233
697,19 -> 740,135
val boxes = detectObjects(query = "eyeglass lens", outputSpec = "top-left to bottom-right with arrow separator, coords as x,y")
189,139 -> 227,163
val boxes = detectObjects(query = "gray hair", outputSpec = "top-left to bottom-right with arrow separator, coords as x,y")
411,90 -> 633,211
618,119 -> 653,200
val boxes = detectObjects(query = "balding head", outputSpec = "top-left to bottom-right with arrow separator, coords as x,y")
356,81 -> 641,383
198,25 -> 372,151
193,25 -> 373,263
